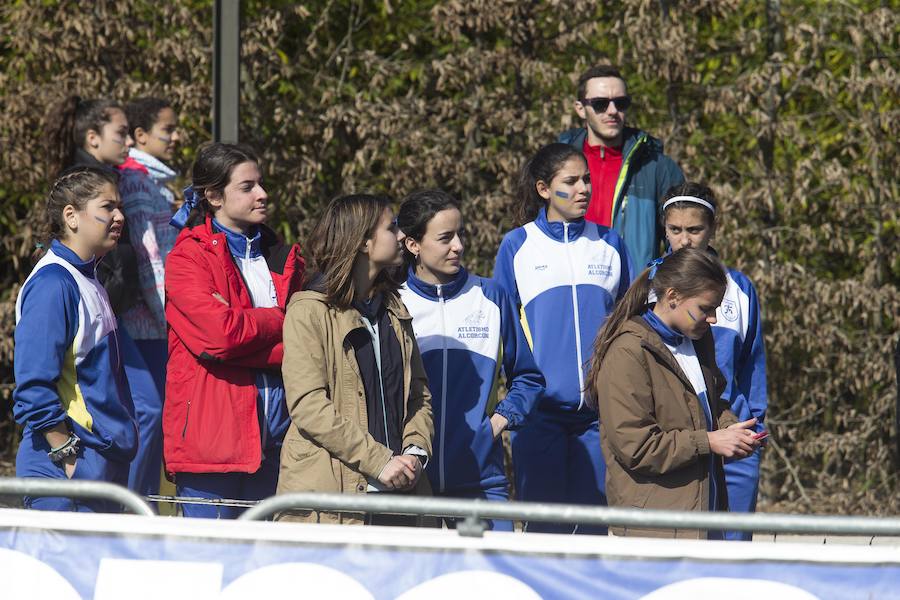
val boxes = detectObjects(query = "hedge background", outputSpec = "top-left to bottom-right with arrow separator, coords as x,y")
1,0 -> 897,513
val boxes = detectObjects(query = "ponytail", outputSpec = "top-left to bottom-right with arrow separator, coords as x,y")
44,95 -> 122,179
584,268 -> 653,409
584,248 -> 727,409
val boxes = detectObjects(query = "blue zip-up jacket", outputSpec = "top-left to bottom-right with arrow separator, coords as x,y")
13,240 -> 138,462
399,267 -> 545,493
558,126 -> 684,269
713,267 -> 768,430
214,221 -> 290,450
493,209 -> 634,419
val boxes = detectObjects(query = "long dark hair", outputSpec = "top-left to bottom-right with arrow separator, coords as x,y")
516,143 -> 585,225
307,194 -> 399,309
45,95 -> 123,178
184,143 -> 259,228
397,189 -> 461,270
660,181 -> 718,228
36,166 -> 119,255
585,247 -> 727,409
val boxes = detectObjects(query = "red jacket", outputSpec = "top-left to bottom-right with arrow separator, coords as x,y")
163,217 -> 305,474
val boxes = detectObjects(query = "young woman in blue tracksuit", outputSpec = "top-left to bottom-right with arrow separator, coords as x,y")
661,182 -> 768,540
493,143 -> 634,533
45,95 -> 163,503
13,166 -> 138,512
397,190 -> 545,531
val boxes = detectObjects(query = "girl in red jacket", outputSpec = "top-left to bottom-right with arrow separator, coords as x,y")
164,143 -> 305,518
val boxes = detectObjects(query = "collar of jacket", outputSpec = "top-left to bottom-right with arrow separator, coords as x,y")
404,266 -> 468,300
71,148 -> 120,178
627,317 -> 719,403
127,147 -> 177,182
50,238 -> 96,278
534,207 -> 586,242
292,289 -> 412,335
560,126 -> 651,157
641,308 -> 685,346
118,155 -> 149,176
212,218 -> 263,259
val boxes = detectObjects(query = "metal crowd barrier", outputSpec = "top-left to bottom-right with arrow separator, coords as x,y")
0,477 -> 155,517
2,477 -> 899,542
238,492 -> 900,539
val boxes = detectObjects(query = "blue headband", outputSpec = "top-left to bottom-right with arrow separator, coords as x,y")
646,256 -> 665,280
170,186 -> 200,230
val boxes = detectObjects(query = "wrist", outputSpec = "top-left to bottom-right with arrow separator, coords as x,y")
48,433 -> 81,464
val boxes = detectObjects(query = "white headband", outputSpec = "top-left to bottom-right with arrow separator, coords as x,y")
663,195 -> 715,214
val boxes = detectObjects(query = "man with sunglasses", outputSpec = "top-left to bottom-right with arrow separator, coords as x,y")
558,64 -> 684,269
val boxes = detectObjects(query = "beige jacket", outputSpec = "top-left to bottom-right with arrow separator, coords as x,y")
595,317 -> 738,538
276,290 -> 433,524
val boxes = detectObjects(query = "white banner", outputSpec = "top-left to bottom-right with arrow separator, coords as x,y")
1,508 -> 897,599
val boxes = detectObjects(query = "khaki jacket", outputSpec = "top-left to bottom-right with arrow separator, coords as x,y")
276,290 -> 434,524
595,317 -> 738,538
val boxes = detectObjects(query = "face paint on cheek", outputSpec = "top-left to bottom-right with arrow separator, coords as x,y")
94,216 -> 109,225
555,190 -> 570,199
687,309 -> 698,322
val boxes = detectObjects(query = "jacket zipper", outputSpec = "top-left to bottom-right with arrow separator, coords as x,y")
436,284 -> 448,493
563,223 -> 586,411
610,134 -> 645,227
360,315 -> 391,448
260,372 -> 270,450
182,398 -> 191,437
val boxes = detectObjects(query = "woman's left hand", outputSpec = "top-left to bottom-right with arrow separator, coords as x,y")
489,414 -> 509,440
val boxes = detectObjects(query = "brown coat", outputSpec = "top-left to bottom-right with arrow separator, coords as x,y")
595,317 -> 738,538
276,290 -> 434,524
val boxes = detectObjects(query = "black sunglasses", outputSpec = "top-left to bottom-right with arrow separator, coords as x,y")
581,95 -> 631,112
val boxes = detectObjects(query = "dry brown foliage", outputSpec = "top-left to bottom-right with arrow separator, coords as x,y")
0,1 -> 897,513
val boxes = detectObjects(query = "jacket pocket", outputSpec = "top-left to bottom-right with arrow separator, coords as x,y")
277,437 -> 340,495
626,481 -> 652,509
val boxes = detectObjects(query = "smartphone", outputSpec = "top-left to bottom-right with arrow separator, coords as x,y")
753,430 -> 769,441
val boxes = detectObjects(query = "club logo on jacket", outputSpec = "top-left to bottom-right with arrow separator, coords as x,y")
465,310 -> 486,326
458,310 -> 489,339
534,264 -> 548,271
587,263 -> 613,278
721,299 -> 738,322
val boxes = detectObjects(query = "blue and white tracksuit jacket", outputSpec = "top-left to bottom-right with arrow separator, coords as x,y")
493,209 -> 634,420
400,268 -> 545,494
14,241 -> 138,497
714,267 -> 768,538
